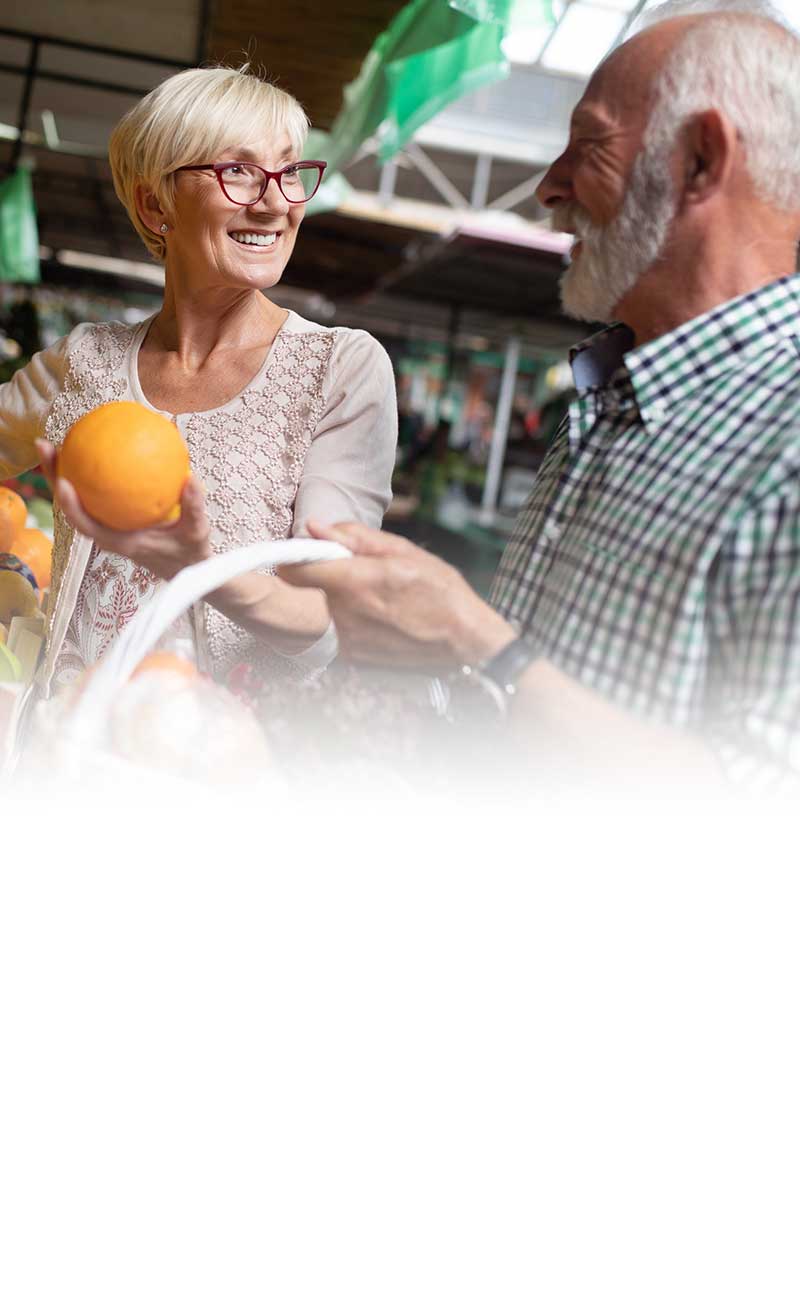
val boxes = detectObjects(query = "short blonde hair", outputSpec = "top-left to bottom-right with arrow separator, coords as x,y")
109,64 -> 310,261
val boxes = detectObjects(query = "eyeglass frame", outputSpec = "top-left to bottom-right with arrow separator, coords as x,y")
174,160 -> 328,205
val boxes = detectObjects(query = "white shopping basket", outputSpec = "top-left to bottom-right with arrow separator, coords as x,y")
23,537 -> 350,784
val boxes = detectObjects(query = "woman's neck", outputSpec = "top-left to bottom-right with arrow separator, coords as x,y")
149,283 -> 287,368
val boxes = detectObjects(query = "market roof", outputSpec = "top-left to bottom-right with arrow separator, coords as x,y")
2,0 -> 798,349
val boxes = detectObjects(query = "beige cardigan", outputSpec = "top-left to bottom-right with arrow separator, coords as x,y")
0,311 -> 398,689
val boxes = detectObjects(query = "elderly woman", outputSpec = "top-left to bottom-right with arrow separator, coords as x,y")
0,64 -> 397,691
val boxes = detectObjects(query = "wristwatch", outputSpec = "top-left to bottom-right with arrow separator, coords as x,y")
429,635 -> 540,723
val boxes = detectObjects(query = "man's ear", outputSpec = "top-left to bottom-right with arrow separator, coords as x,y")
134,182 -> 167,236
682,109 -> 738,203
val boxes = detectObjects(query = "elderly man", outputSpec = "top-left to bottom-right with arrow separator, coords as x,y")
283,0 -> 800,786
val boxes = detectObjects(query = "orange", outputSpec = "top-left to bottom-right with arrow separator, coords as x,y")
0,488 -> 27,553
58,401 -> 190,531
132,652 -> 199,681
10,527 -> 52,590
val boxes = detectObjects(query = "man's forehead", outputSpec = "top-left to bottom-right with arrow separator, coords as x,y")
575,44 -> 651,126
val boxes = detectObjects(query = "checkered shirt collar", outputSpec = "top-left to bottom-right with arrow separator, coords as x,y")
569,273 -> 800,426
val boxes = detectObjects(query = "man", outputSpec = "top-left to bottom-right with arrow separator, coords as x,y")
282,0 -> 800,787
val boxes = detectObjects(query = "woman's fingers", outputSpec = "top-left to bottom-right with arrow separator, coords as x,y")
53,475 -> 105,539
173,473 -> 211,548
34,440 -> 57,488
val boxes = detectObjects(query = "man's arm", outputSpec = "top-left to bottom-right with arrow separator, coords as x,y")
702,483 -> 800,788
280,523 -> 722,788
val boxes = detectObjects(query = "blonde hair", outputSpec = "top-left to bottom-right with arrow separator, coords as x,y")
109,64 -> 309,261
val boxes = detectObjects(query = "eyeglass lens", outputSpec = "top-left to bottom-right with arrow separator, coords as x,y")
218,163 -> 320,203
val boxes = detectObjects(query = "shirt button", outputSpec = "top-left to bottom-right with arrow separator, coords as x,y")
541,518 -> 562,545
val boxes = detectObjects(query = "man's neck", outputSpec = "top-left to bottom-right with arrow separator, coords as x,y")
618,235 -> 798,347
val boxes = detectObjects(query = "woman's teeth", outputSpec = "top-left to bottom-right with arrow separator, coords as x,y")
231,232 -> 277,246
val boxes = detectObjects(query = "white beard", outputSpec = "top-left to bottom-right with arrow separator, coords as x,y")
556,141 -> 678,324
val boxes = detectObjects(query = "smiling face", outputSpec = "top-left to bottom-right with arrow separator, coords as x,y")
163,134 -> 306,292
537,25 -> 685,325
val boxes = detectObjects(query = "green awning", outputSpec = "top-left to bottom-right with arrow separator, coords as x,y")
0,167 -> 40,284
309,0 -> 555,189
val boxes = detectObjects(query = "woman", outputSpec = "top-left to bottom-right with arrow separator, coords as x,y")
0,64 -> 397,691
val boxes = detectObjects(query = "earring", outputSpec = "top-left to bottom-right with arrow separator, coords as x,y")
159,223 -> 169,234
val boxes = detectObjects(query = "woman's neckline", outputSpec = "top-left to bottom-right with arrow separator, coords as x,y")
128,307 -> 295,420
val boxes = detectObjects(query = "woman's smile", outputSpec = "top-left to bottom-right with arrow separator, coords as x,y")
228,229 -> 281,249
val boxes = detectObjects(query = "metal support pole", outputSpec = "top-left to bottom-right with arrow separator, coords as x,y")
196,0 -> 214,63
378,157 -> 398,207
8,37 -> 39,174
470,153 -> 492,210
405,142 -> 469,210
439,303 -> 461,421
481,336 -> 520,516
489,170 -> 546,214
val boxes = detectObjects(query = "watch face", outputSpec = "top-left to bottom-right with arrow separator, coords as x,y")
433,669 -> 507,726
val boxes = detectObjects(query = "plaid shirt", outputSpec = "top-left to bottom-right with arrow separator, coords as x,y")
491,275 -> 800,781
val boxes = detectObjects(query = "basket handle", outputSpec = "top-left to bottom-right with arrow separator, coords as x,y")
66,537 -> 351,747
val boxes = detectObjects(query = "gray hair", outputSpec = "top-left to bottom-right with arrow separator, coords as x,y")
634,1 -> 800,211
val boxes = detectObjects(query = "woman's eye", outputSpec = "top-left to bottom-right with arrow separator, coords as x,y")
221,165 -> 245,177
282,166 -> 299,178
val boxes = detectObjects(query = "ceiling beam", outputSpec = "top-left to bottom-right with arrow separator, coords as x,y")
206,0 -> 407,129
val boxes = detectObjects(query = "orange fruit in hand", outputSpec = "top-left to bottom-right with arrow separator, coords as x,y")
10,526 -> 52,590
58,401 -> 191,531
0,488 -> 28,552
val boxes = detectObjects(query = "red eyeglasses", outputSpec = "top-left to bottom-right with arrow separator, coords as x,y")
175,160 -> 327,206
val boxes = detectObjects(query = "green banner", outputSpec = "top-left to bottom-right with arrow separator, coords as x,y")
453,0 -> 554,23
0,168 -> 40,284
315,0 -> 555,178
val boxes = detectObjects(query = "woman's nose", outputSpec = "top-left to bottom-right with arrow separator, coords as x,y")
254,178 -> 290,214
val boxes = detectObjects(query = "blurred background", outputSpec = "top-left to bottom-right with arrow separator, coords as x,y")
3,0 -> 796,590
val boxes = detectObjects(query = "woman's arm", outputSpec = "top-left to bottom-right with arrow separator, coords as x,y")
0,337 -> 70,479
291,329 -> 398,534
41,328 -> 399,659
210,329 -> 399,655
39,445 -> 332,654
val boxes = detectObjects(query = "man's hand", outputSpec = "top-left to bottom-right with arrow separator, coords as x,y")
279,521 -> 515,667
35,439 -> 212,580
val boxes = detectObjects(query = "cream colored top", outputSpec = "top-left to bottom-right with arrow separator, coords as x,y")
0,311 -> 398,686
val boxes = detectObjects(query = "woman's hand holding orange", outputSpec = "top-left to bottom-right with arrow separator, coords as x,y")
35,439 -> 213,581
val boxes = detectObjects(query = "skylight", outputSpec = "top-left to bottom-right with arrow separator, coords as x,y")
525,0 -> 800,80
540,3 -> 629,76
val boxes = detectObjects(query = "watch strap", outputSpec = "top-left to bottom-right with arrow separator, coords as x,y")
481,635 -> 539,695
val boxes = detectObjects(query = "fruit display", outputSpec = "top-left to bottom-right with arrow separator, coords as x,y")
0,552 -> 38,592
0,550 -> 46,773
26,497 -> 54,533
0,559 -> 41,625
0,478 -> 51,729
58,400 -> 191,530
0,642 -> 23,682
0,488 -> 27,551
6,529 -> 52,589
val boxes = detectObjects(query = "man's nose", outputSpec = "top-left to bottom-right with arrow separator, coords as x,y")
536,152 -> 573,209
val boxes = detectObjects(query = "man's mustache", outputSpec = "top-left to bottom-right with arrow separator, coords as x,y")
550,203 -> 599,240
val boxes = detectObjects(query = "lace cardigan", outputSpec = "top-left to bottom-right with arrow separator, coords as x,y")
0,311 -> 397,690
